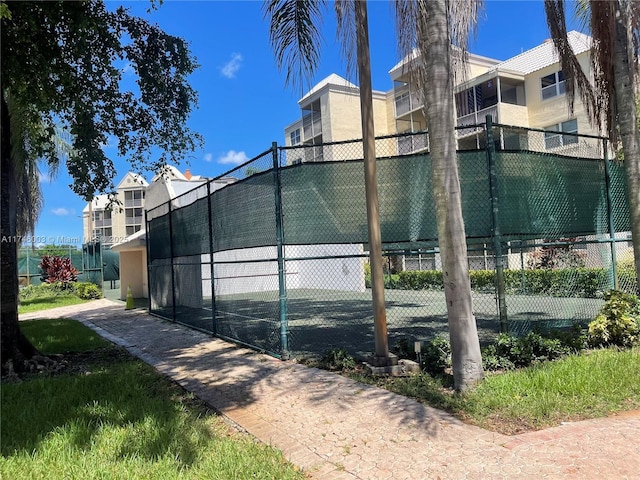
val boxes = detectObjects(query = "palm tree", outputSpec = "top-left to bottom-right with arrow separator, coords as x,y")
265,0 -> 485,389
545,0 -> 640,288
6,93 -> 72,240
395,0 -> 484,390
264,0 -> 391,363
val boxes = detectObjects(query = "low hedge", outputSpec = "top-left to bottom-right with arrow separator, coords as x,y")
366,267 -> 636,299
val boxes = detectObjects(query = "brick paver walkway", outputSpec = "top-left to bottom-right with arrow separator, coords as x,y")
21,300 -> 640,479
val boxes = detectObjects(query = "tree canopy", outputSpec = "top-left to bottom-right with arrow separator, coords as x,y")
1,0 -> 202,200
1,0 -> 202,374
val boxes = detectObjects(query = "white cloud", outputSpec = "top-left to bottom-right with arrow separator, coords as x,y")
220,53 -> 243,79
218,150 -> 249,165
51,207 -> 74,216
38,171 -> 51,183
203,153 -> 213,163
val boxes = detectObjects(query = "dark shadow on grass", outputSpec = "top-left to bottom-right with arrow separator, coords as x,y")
0,345 -> 215,468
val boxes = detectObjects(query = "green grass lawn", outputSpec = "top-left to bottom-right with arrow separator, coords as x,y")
1,319 -> 305,480
18,295 -> 89,314
350,347 -> 640,434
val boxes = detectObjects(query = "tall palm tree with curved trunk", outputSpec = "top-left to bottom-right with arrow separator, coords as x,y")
265,0 -> 485,390
395,0 -> 484,390
545,0 -> 640,288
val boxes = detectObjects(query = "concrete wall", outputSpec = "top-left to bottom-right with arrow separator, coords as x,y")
118,248 -> 148,299
203,244 -> 366,297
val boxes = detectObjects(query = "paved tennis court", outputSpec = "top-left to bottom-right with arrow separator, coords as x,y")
157,287 -> 604,359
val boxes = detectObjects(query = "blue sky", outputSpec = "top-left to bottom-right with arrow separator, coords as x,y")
33,0 -> 583,247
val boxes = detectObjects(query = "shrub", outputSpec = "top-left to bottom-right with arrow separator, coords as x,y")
544,324 -> 588,353
397,270 -> 443,290
364,262 -> 401,289
391,337 -> 415,360
73,282 -> 102,300
39,255 -> 78,285
470,270 -> 495,292
481,344 -> 516,371
19,282 -> 68,300
319,348 -> 357,371
481,332 -> 570,371
420,334 -> 451,376
588,290 -> 640,348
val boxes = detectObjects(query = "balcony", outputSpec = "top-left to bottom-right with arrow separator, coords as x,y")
456,105 -> 498,137
125,198 -> 143,208
126,216 -> 143,225
93,219 -> 112,228
394,89 -> 422,118
302,111 -> 322,140
397,133 -> 429,155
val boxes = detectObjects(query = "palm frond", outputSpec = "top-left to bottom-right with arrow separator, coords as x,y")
394,0 -> 483,108
544,0 -> 604,135
447,0 -> 484,84
263,0 -> 327,93
6,91 -> 74,237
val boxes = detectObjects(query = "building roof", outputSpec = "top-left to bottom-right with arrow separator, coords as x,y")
110,228 -> 146,252
116,171 -> 148,189
151,165 -> 188,183
388,30 -> 591,79
299,73 -> 358,105
82,194 -> 110,213
489,31 -> 591,75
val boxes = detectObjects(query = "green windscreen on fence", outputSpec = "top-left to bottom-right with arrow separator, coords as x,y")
211,170 -> 277,252
496,151 -> 610,239
146,149 -> 630,257
146,126 -> 638,360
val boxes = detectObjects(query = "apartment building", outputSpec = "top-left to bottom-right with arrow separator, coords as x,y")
82,172 -> 149,246
284,31 -> 598,159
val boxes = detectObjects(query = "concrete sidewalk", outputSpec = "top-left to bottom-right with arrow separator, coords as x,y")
21,299 -> 640,479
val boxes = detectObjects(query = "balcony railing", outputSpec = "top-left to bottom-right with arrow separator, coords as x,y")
302,111 -> 322,140
125,217 -> 143,225
125,199 -> 143,208
456,105 -> 498,137
397,133 -> 429,155
394,90 -> 422,117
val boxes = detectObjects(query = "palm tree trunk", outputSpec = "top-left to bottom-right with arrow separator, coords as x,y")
1,92 -> 38,376
355,0 -> 389,360
613,7 -> 640,290
422,0 -> 483,391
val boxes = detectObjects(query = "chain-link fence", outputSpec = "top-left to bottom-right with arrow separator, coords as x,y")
19,242 -> 117,289
146,121 -> 635,360
18,245 -> 84,286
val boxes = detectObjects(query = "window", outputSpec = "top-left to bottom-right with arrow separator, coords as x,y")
544,119 -> 578,149
126,225 -> 142,235
395,91 -> 410,116
124,189 -> 144,207
541,71 -> 566,100
290,128 -> 301,145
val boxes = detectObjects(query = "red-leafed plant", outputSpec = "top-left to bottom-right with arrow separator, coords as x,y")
39,255 -> 78,285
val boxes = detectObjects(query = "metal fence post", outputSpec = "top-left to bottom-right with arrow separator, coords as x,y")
485,116 -> 508,332
168,200 -> 177,322
144,210 -> 152,310
272,142 -> 289,359
603,138 -> 618,289
207,180 -> 218,335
